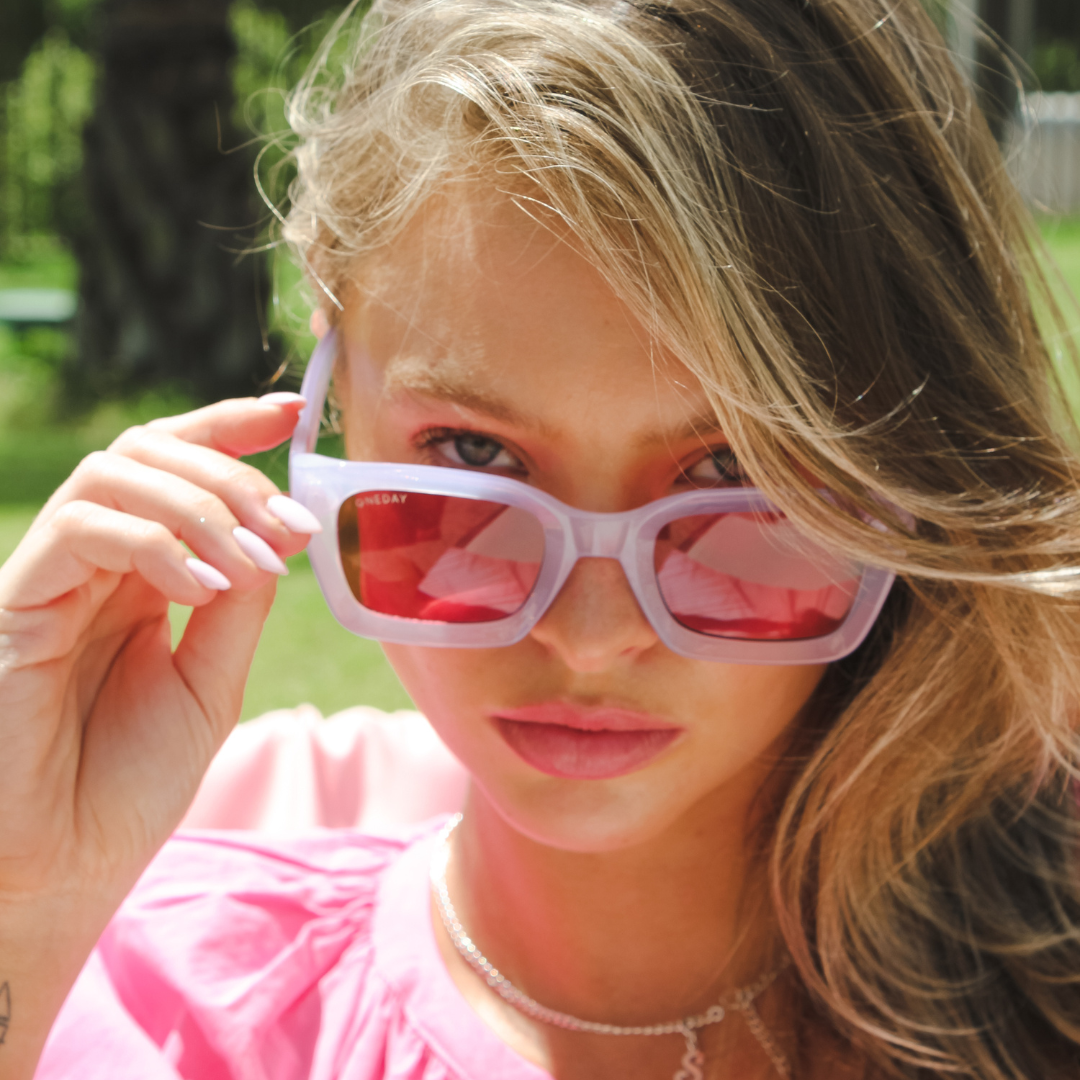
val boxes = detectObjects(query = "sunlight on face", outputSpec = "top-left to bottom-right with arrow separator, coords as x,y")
336,181 -> 826,853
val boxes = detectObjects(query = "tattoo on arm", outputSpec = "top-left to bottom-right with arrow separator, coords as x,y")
0,981 -> 9,1044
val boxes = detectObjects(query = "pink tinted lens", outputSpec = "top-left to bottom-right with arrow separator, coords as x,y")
654,511 -> 860,640
339,491 -> 544,623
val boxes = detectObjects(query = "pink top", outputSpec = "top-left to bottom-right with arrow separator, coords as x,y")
179,705 -> 469,833
35,708 -> 550,1080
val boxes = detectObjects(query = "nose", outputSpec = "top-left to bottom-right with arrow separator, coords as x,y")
527,556 -> 659,672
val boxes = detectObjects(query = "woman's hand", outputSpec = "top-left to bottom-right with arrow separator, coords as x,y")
0,394 -> 313,1077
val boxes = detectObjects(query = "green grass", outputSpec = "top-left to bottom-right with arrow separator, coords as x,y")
1032,217 -> 1080,413
1039,216 -> 1080,297
0,506 -> 39,564
1037,216 -> 1080,310
0,236 -> 77,291
0,506 -> 413,720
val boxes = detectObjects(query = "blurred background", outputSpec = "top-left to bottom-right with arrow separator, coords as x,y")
0,0 -> 1077,720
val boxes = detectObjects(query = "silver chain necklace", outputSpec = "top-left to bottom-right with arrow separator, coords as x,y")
431,814 -> 792,1080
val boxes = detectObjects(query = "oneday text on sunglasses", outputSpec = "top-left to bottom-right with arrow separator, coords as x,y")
288,331 -> 896,665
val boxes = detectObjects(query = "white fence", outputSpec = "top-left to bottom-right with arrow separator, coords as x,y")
1011,93 -> 1080,215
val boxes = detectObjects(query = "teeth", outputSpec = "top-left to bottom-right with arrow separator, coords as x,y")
266,495 -> 322,534
233,527 -> 289,576
185,558 -> 232,591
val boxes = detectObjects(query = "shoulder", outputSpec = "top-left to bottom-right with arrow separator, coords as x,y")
39,822 -> 456,1079
102,824 -> 431,987
120,825 -> 410,920
181,704 -> 468,831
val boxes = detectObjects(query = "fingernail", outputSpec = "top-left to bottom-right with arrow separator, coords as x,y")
233,526 -> 289,576
259,391 -> 307,406
185,558 -> 232,591
267,494 -> 322,534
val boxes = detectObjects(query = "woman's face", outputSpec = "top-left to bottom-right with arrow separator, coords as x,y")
337,184 -> 827,853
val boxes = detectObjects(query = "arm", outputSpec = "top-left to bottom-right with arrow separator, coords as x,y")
0,398 -> 311,1078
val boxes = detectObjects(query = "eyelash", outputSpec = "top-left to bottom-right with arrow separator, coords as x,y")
414,427 -> 525,471
414,427 -> 749,487
683,448 -> 750,487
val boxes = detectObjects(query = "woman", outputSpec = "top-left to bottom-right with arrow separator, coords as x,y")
3,1 -> 1080,1077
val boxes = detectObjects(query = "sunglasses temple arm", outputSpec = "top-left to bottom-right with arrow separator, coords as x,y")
290,328 -> 338,460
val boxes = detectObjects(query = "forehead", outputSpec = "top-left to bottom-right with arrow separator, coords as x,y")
339,182 -> 719,446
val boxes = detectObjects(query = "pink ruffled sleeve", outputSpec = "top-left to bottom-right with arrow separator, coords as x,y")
36,831 -> 411,1080
34,708 -> 476,1080
37,827 -> 549,1080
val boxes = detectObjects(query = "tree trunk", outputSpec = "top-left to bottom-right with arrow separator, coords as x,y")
69,0 -> 277,405
0,0 -> 47,83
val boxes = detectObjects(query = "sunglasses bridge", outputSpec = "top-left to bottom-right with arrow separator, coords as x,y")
563,512 -> 635,560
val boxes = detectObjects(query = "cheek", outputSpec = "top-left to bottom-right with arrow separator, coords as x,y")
379,643 -> 511,754
381,642 -> 497,703
676,662 -> 828,784
382,642 -> 828,851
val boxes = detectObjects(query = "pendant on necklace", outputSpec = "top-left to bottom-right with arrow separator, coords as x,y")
673,1025 -> 706,1080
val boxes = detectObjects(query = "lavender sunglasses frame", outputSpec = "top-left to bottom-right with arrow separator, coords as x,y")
289,331 -> 896,665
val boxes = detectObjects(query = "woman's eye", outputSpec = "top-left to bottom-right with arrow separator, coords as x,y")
436,433 -> 522,470
684,448 -> 749,486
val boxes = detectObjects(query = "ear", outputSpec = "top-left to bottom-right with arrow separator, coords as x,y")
310,309 -> 330,340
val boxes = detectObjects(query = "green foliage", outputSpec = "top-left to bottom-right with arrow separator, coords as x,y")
1041,217 -> 1080,298
230,2 -> 356,195
1033,40 -> 1080,93
230,0 -> 315,322
918,0 -> 949,40
0,29 -> 94,251
0,233 -> 75,289
46,0 -> 103,50
230,1 -> 353,351
0,0 -> 353,274
232,0 -> 313,134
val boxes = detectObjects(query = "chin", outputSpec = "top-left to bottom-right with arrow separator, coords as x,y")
469,769 -> 703,854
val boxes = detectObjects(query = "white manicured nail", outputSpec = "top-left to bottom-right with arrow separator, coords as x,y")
267,495 -> 322,534
259,391 -> 307,406
233,526 -> 289,576
185,558 -> 232,591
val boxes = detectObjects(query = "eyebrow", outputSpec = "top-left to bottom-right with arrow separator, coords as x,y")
383,360 -> 727,448
643,411 -> 727,449
382,361 -> 552,434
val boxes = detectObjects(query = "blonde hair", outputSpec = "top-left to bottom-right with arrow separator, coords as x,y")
284,1 -> 1080,1075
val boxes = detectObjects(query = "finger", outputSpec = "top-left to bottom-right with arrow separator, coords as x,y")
173,579 -> 279,743
49,453 -> 286,591
72,579 -> 278,845
0,500 -> 222,615
143,393 -> 306,457
106,428 -> 309,557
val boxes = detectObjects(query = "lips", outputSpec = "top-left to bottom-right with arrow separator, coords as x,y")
492,703 -> 682,780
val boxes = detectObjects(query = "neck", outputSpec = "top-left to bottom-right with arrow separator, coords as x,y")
448,774 -> 785,1027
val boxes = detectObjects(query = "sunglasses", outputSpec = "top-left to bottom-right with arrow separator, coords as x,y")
288,331 -> 895,665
